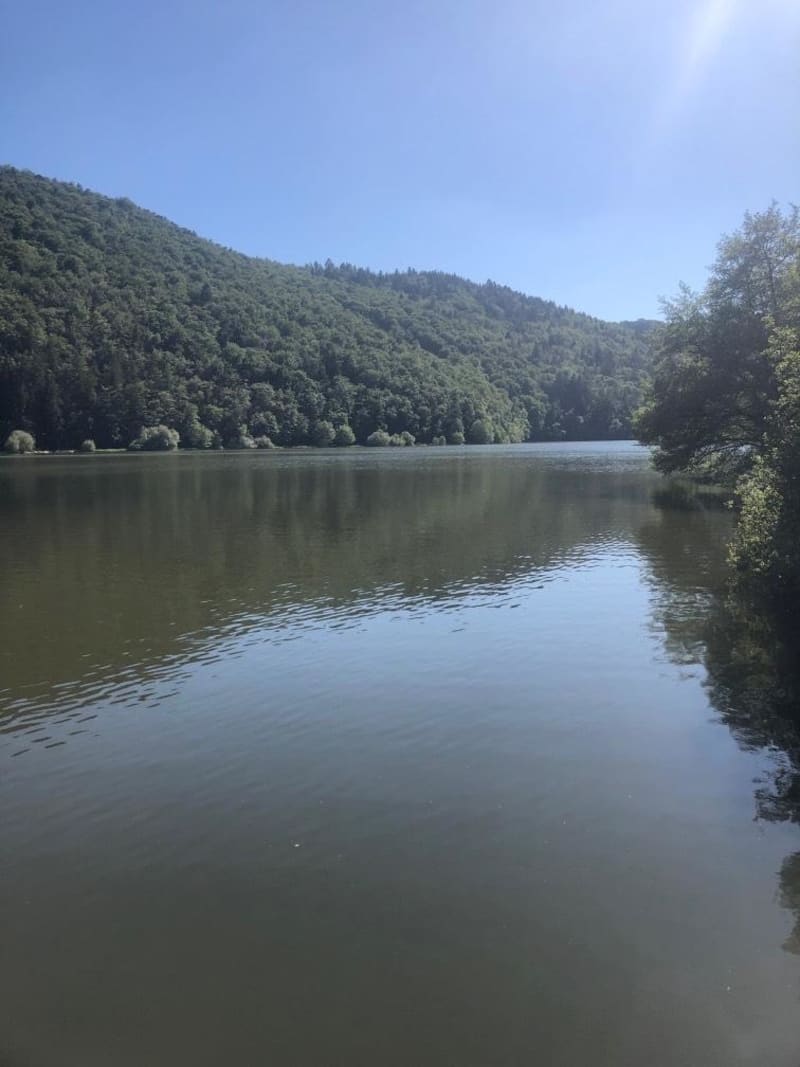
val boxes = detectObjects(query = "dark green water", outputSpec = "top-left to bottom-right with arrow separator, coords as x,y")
1,443 -> 799,1066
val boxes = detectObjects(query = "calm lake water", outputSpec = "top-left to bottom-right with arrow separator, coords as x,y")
1,442 -> 799,1066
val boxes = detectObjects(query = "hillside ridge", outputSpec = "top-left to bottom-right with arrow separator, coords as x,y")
0,166 -> 657,449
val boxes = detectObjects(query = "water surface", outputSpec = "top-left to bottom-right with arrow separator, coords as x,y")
2,443 -> 799,1066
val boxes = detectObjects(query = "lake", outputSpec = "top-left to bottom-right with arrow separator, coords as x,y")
1,442 -> 799,1066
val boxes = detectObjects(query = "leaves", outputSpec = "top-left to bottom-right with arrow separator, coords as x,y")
635,202 -> 800,598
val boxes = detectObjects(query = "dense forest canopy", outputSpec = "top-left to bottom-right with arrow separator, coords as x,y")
0,167 -> 656,450
635,204 -> 800,599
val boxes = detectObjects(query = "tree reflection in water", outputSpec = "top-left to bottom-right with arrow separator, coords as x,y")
639,483 -> 800,955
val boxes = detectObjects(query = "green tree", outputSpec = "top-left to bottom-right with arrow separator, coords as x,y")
226,426 -> 256,449
333,424 -> 356,446
4,429 -> 35,453
129,425 -> 180,451
635,205 -> 800,480
731,327 -> 800,599
636,204 -> 800,598
311,420 -> 336,447
185,419 -> 215,449
468,419 -> 493,444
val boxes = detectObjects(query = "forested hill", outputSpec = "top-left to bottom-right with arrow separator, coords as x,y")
0,167 -> 657,449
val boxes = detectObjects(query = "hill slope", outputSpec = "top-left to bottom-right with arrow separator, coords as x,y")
0,167 -> 656,449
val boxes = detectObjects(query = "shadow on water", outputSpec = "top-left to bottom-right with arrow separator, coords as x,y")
704,604 -> 800,957
650,477 -> 732,513
638,488 -> 800,957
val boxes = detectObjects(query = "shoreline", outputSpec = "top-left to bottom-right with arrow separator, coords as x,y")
1,438 -> 640,458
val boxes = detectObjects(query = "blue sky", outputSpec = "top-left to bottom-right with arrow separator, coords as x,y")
2,0 -> 798,320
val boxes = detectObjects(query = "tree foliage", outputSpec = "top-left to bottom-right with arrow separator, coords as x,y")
730,327 -> 800,598
333,424 -> 356,447
128,425 -> 180,451
467,419 -> 494,445
0,167 -> 655,451
635,205 -> 799,479
4,429 -> 35,453
311,419 -> 336,447
366,430 -> 391,447
636,204 -> 800,597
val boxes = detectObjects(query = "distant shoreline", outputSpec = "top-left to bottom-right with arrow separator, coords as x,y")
2,439 -> 642,458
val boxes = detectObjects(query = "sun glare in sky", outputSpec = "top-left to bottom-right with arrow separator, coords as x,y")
658,0 -> 738,131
